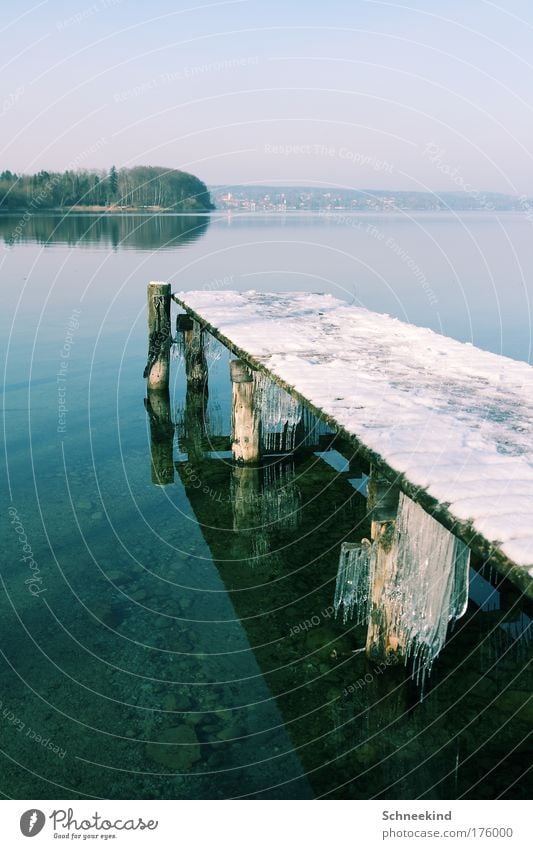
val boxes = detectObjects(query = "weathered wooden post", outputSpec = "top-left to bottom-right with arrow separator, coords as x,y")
365,469 -> 403,662
176,313 -> 209,464
144,282 -> 171,391
144,389 -> 174,486
178,314 -> 207,388
230,360 -> 261,465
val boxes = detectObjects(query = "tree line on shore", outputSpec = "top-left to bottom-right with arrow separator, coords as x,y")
0,165 -> 214,211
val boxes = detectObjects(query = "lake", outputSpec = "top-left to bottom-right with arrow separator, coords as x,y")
1,212 -> 531,799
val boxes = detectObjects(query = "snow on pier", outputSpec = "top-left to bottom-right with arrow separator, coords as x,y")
173,290 -> 533,594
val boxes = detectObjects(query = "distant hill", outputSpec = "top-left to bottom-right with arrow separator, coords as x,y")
0,166 -> 214,212
210,185 -> 532,213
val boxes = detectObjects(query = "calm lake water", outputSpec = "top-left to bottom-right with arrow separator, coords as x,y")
1,212 -> 531,799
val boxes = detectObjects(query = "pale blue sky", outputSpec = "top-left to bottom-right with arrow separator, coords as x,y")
2,0 -> 533,192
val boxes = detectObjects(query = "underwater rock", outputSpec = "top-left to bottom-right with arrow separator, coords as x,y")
212,709 -> 233,724
92,603 -> 123,628
131,589 -> 148,602
215,724 -> 242,741
161,694 -> 177,711
146,724 -> 201,770
75,498 -> 92,510
183,713 -> 203,727
200,721 -> 220,736
106,570 -> 126,583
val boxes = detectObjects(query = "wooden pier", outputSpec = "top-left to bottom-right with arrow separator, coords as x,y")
166,287 -> 533,601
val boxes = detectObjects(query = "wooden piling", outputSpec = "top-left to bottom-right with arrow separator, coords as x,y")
365,471 -> 403,662
144,388 -> 174,486
182,318 -> 207,388
176,315 -> 208,464
144,282 -> 171,391
230,360 -> 261,465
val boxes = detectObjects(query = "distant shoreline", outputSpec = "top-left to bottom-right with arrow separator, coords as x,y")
0,206 -> 529,216
0,205 -> 212,215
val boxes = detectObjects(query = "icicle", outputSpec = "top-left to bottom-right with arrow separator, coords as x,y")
450,539 -> 470,619
255,375 -> 302,452
334,540 -> 372,624
306,408 -> 333,446
391,493 -> 471,682
259,461 -> 301,530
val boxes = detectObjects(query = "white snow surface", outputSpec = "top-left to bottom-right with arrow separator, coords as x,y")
175,290 -> 533,569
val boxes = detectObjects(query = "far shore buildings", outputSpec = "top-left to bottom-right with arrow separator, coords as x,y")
210,186 -> 527,213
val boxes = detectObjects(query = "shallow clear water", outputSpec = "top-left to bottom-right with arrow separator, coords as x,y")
1,213 -> 531,799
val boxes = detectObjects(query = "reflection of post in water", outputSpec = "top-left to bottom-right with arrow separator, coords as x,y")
231,466 -> 261,532
144,388 -> 174,486
230,360 -> 261,465
366,472 -> 402,662
178,315 -> 209,464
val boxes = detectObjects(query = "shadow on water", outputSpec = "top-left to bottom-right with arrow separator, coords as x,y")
0,212 -> 210,250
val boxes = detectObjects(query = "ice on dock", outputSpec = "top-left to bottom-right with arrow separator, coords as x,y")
174,290 -> 533,579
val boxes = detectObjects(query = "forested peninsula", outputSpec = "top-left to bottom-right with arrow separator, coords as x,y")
0,166 -> 214,212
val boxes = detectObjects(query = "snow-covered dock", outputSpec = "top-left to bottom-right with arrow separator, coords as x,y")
172,289 -> 533,597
